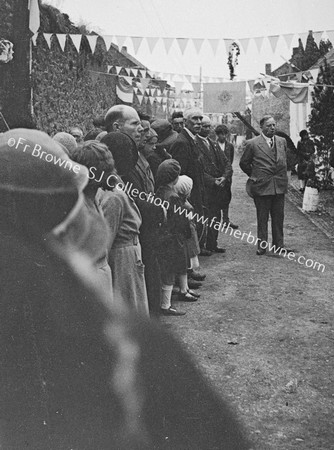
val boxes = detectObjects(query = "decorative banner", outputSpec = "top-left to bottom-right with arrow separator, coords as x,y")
116,76 -> 134,103
313,31 -> 323,47
253,36 -> 264,52
69,34 -> 82,53
270,80 -> 309,103
102,35 -> 114,51
29,0 -> 40,37
208,39 -> 220,55
283,33 -> 294,49
56,34 -> 67,52
146,36 -> 159,53
115,66 -> 123,75
192,38 -> 204,54
238,38 -> 250,54
86,35 -> 98,54
136,94 -> 144,105
176,38 -> 189,54
298,32 -> 308,47
203,81 -> 246,113
115,35 -> 127,49
43,33 -> 53,49
309,68 -> 319,80
162,37 -> 174,54
268,35 -> 279,53
131,36 -> 143,53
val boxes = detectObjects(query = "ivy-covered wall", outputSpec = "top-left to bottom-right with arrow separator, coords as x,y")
0,0 -> 32,131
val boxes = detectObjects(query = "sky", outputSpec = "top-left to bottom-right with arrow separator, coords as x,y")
45,0 -> 334,80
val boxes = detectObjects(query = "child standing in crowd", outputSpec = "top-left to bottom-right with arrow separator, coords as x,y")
155,160 -> 198,316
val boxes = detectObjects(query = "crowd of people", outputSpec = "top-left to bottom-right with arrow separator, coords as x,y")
40,105 -> 238,318
0,107 -> 252,448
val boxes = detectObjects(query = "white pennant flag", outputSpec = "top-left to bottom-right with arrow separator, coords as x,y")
326,30 -> 334,45
163,38 -> 174,54
137,69 -> 143,78
107,65 -> 113,73
124,68 -> 131,76
313,31 -> 324,47
208,39 -> 220,55
69,34 -> 82,53
29,0 -> 40,36
56,34 -> 67,52
131,36 -> 143,53
192,38 -> 204,54
309,68 -> 319,81
115,66 -> 122,75
86,35 -> 98,54
146,36 -> 159,53
298,32 -> 308,48
43,33 -> 53,49
239,38 -> 250,54
283,33 -> 294,49
253,36 -> 264,52
137,94 -> 144,105
224,39 -> 234,53
122,76 -> 133,84
268,35 -> 279,53
102,35 -> 114,51
116,35 -> 127,49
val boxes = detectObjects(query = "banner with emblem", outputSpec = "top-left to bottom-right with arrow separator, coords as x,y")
203,81 -> 246,113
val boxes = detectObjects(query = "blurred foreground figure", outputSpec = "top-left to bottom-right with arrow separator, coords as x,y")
0,129 -> 251,449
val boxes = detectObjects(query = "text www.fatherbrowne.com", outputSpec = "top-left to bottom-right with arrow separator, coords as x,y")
173,204 -> 326,273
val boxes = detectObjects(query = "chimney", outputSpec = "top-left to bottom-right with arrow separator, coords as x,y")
265,64 -> 272,76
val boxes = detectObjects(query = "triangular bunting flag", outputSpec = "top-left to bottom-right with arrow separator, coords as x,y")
309,68 -> 319,81
56,34 -> 67,52
86,35 -> 98,54
43,33 -> 53,49
115,66 -> 122,75
224,39 -> 234,53
268,35 -> 279,53
102,35 -> 114,51
146,36 -> 159,53
238,38 -> 250,54
69,34 -> 82,53
192,38 -> 204,54
163,38 -> 174,54
29,0 -> 40,35
137,94 -> 144,105
313,31 -> 323,47
122,76 -> 133,84
253,36 -> 264,52
116,35 -> 127,49
208,39 -> 220,55
298,32 -> 308,47
124,68 -> 131,76
140,78 -> 150,91
137,69 -> 142,78
107,65 -> 113,73
326,30 -> 334,45
31,33 -> 38,45
283,33 -> 294,49
131,36 -> 143,53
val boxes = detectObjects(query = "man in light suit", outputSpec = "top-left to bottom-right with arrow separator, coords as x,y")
239,115 -> 290,255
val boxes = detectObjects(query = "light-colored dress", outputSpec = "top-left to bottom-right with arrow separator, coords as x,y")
98,186 -> 149,317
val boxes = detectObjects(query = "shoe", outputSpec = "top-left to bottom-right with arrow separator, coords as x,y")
178,291 -> 198,302
188,279 -> 202,289
278,247 -> 295,254
224,221 -> 239,229
188,269 -> 206,281
256,249 -> 266,256
187,289 -> 200,298
199,249 -> 212,257
209,247 -> 226,253
160,307 -> 186,316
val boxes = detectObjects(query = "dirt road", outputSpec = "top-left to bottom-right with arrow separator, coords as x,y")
162,157 -> 334,450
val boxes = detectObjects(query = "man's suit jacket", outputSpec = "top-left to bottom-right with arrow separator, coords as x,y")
196,136 -> 232,188
170,129 -> 206,214
239,134 -> 288,197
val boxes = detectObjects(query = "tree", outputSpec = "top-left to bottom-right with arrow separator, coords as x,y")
307,58 -> 334,187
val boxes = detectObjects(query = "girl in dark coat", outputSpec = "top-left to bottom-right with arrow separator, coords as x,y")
296,129 -> 315,192
155,160 -> 198,316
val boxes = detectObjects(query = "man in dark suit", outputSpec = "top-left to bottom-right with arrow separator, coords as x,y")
170,108 -> 209,255
197,116 -> 232,253
215,124 -> 238,229
240,115 -> 290,255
